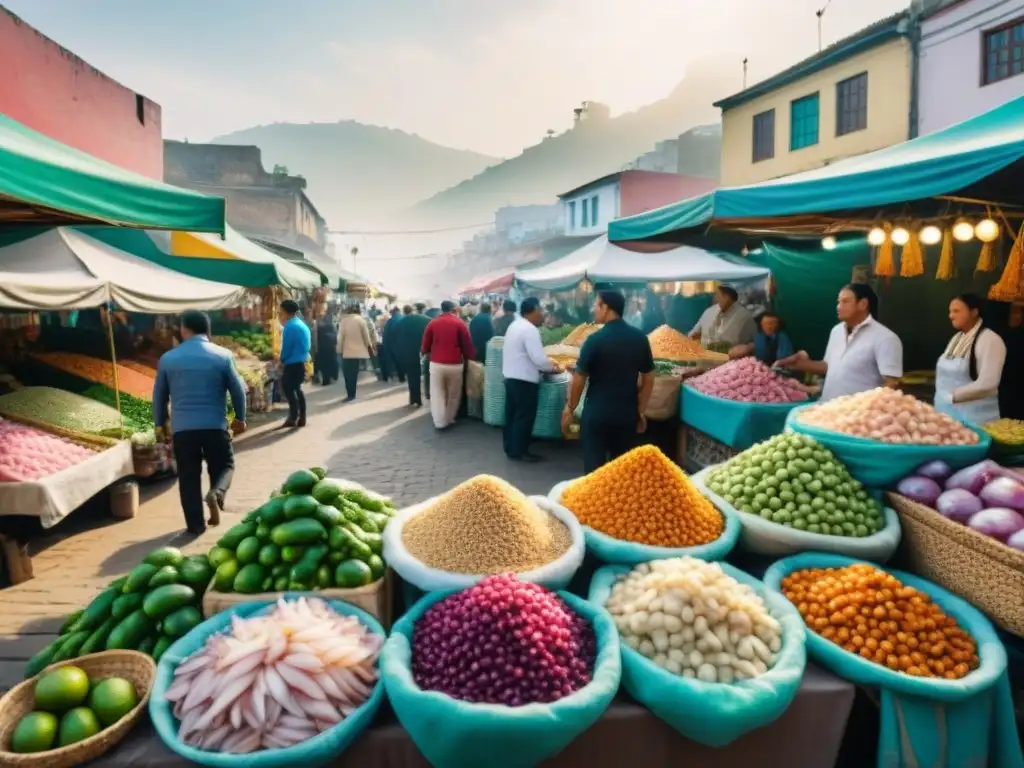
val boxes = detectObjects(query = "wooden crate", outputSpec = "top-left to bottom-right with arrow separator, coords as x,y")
201,568 -> 393,629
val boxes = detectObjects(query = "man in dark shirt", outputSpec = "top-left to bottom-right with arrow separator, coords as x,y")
469,301 -> 495,363
563,290 -> 655,473
392,305 -> 430,407
493,299 -> 518,337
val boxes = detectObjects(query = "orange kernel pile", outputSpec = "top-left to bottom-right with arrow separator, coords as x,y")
560,445 -> 723,547
781,563 -> 979,679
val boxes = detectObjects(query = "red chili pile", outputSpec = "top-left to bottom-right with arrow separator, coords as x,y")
411,574 -> 596,706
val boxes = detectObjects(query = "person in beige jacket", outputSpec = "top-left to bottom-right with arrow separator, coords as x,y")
337,305 -> 373,401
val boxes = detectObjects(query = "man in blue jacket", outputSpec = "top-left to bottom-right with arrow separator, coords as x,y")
278,299 -> 311,428
153,310 -> 247,536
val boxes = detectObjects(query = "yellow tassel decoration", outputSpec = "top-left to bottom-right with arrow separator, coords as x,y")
900,228 -> 924,277
976,241 -> 996,272
989,221 -> 1024,302
875,224 -> 895,277
936,229 -> 955,280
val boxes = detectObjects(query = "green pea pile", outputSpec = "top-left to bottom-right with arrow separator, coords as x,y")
706,433 -> 884,538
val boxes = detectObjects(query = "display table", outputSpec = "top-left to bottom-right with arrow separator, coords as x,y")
92,665 -> 853,768
0,440 -> 133,528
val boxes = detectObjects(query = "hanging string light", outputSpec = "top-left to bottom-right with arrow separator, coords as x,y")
821,235 -> 837,250
952,219 -> 975,242
891,226 -> 911,246
975,218 -> 1000,243
936,229 -> 955,280
867,227 -> 887,246
919,225 -> 942,246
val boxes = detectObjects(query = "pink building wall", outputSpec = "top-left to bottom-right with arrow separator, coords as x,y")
0,7 -> 163,179
619,170 -> 717,218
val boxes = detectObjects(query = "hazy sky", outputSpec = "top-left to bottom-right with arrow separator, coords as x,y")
6,0 -> 908,158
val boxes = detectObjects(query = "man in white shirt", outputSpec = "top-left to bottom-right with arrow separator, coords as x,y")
689,285 -> 757,348
777,283 -> 903,402
502,297 -> 562,462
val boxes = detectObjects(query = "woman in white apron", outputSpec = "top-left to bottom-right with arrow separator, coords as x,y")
934,293 -> 1006,425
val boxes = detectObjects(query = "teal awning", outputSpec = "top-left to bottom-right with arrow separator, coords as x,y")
609,94 -> 1024,242
0,112 -> 225,233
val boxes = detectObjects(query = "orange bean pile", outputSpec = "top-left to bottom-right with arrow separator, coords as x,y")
781,563 -> 979,679
561,445 -> 723,547
33,352 -> 155,401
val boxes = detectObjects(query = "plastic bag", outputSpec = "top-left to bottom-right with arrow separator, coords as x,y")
682,385 -> 806,451
589,562 -> 806,748
691,466 -> 902,561
381,588 -> 621,768
382,494 -> 585,592
763,553 -> 1024,768
549,479 -> 740,565
785,405 -> 991,487
149,597 -> 386,768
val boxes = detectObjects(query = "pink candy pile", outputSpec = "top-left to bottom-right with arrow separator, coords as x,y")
0,418 -> 95,482
689,358 -> 810,404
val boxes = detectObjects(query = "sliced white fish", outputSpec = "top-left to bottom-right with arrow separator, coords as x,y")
276,661 -> 327,701
193,669 -> 258,731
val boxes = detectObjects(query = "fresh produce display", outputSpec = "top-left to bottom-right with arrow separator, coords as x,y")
647,325 -> 728,363
8,665 -> 139,753
688,358 -> 810,404
219,330 -> 274,360
411,574 -> 595,705
562,323 -> 602,347
82,384 -> 154,433
984,418 -> 1024,445
164,597 -> 381,753
539,325 -> 573,346
402,475 -> 571,574
119,360 -> 158,378
208,467 -> 392,594
28,547 -> 211,675
781,563 -> 980,679
0,417 -> 96,482
32,352 -> 155,400
561,445 -> 723,547
605,558 -> 782,682
795,388 -> 980,445
706,433 -> 884,537
0,387 -> 129,437
894,460 -> 1024,549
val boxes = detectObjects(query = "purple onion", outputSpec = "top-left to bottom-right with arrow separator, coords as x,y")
936,488 -> 983,523
979,476 -> 1024,512
945,460 -> 1012,496
896,476 -> 942,507
915,460 -> 952,483
967,507 -> 1024,542
410,574 -> 596,706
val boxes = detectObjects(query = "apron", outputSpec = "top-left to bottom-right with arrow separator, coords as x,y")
934,353 -> 1000,425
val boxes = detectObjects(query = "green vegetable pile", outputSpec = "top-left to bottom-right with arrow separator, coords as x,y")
540,325 -> 573,346
228,330 -> 273,360
0,387 -> 128,437
26,547 -> 211,677
706,432 -> 884,537
81,384 -> 154,434
206,466 -> 392,595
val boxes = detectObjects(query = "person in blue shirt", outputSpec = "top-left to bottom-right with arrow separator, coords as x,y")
278,299 -> 311,428
153,310 -> 247,536
729,310 -> 796,366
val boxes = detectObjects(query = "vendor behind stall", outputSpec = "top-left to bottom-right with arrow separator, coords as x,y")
688,285 -> 757,348
776,283 -> 903,402
934,293 -> 1006,424
729,311 -> 795,365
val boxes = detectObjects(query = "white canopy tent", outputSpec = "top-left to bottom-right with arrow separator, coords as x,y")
515,235 -> 770,291
0,228 -> 246,312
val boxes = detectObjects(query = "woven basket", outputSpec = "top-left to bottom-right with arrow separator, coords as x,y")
0,650 -> 155,768
887,492 -> 1024,637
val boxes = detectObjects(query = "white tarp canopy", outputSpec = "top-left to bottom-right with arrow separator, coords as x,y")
0,228 -> 247,312
515,234 -> 770,291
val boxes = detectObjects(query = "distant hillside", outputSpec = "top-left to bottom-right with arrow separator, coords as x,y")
210,122 -> 500,227
405,61 -> 737,227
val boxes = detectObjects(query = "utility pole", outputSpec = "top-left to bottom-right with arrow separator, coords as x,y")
816,0 -> 833,52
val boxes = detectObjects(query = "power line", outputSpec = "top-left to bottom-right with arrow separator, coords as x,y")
329,221 -> 492,236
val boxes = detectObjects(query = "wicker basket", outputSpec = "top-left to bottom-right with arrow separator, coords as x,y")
888,492 -> 1024,637
0,650 -> 155,768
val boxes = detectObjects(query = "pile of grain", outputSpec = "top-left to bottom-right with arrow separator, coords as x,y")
647,325 -> 727,363
563,324 -> 602,347
402,475 -> 572,574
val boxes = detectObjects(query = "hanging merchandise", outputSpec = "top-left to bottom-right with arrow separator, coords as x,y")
899,226 -> 924,277
989,221 -> 1024,302
875,224 -> 895,277
977,240 -> 997,273
936,229 -> 955,280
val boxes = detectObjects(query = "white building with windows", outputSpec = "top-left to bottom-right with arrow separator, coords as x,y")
917,0 -> 1024,136
559,174 -> 619,237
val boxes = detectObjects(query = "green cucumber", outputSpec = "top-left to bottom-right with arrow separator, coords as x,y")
360,532 -> 383,554
217,521 -> 257,550
289,560 -> 318,585
162,606 -> 202,638
282,469 -> 318,495
142,546 -> 184,568
257,497 -> 287,526
213,559 -> 240,592
258,544 -> 281,567
273,576 -> 289,591
153,636 -> 173,662
51,631 -> 90,662
107,576 -> 129,592
207,546 -> 234,568
255,523 -> 271,541
334,559 -> 373,588
235,536 -> 261,566
123,563 -> 160,593
143,584 -> 197,619
79,617 -> 117,656
233,563 -> 267,594
111,593 -> 145,621
366,554 -> 386,581
328,527 -> 347,551
283,495 -> 319,520
147,565 -> 180,588
179,556 -> 214,588
313,504 -> 344,528
59,610 -> 84,636
281,545 -> 305,564
24,639 -> 64,678
270,518 -> 327,547
69,587 -> 119,633
106,609 -> 153,650
316,565 -> 333,589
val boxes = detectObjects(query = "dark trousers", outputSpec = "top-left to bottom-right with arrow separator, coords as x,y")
504,378 -> 539,458
403,361 -> 422,405
172,429 -> 234,534
581,414 -> 636,474
341,358 -> 362,399
281,363 -> 306,423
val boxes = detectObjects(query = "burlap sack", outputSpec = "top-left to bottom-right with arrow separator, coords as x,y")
644,374 -> 682,421
466,360 -> 485,399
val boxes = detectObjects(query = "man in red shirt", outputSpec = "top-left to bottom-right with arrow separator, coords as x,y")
421,300 -> 475,429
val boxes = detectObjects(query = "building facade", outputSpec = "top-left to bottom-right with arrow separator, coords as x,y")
715,13 -> 913,186
918,0 -> 1024,136
0,6 -> 163,178
559,171 -> 718,237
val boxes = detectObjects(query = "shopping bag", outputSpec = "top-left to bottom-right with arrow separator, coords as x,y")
589,562 -> 806,748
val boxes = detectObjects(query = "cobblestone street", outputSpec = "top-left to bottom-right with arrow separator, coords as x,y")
0,374 -> 582,689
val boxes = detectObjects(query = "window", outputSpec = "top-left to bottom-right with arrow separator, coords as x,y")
568,201 -> 576,230
752,109 -> 775,162
983,18 -> 1024,85
836,73 -> 868,136
790,93 -> 819,150
591,195 -> 599,226
581,198 -> 589,227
